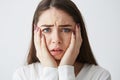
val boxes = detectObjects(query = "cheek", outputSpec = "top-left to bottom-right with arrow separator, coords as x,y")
62,33 -> 72,48
43,34 -> 50,48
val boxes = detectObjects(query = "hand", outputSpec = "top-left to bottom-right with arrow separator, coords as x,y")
59,24 -> 82,66
34,26 -> 57,67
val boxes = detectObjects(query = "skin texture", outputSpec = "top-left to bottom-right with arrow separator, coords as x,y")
34,8 -> 82,67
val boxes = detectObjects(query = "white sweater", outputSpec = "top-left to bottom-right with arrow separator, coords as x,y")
13,62 -> 111,80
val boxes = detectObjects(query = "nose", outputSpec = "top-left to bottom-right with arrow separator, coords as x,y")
51,30 -> 62,44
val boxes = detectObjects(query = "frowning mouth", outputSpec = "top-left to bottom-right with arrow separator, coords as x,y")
50,48 -> 63,56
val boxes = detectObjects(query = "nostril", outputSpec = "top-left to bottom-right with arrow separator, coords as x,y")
52,40 -> 62,44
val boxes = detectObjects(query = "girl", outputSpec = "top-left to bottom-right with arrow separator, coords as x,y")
13,0 -> 111,80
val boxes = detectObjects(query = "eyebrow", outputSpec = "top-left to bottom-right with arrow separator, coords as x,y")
40,24 -> 72,27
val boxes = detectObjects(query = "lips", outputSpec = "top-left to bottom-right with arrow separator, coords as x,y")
50,48 -> 63,56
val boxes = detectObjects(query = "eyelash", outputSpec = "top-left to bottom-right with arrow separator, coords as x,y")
42,28 -> 51,33
61,28 -> 72,33
42,28 -> 72,33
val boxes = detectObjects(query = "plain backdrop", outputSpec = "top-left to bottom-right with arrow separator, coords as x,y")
0,0 -> 120,80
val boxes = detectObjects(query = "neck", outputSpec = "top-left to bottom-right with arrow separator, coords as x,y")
74,62 -> 84,77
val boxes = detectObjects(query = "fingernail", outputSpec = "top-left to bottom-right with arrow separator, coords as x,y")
37,27 -> 39,31
34,24 -> 37,31
77,23 -> 80,28
73,31 -> 76,35
34,24 -> 40,32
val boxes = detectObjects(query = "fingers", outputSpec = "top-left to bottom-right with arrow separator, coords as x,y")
70,32 -> 75,49
60,24 -> 82,66
41,34 -> 46,50
34,25 -> 50,56
34,26 -> 41,52
76,24 -> 82,41
34,26 -> 48,60
59,32 -> 76,66
41,34 -> 50,57
34,26 -> 48,54
75,24 -> 82,53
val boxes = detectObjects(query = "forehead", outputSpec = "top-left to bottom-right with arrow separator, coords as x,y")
37,7 -> 75,26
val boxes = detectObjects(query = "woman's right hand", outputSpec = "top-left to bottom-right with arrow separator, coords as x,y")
34,26 -> 57,67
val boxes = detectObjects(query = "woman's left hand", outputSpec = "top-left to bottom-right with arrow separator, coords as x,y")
59,24 -> 82,66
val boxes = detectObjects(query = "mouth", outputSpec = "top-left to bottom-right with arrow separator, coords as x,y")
50,48 -> 64,56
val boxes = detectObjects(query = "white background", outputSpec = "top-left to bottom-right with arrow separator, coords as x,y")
0,0 -> 120,80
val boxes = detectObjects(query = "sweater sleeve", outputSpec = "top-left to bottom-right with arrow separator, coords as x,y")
99,70 -> 111,80
41,67 -> 58,80
12,67 -> 27,80
12,71 -> 22,80
58,65 -> 75,80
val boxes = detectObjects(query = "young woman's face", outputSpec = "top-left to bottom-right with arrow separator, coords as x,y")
37,8 -> 76,60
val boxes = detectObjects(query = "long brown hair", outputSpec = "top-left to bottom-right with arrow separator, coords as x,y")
27,0 -> 98,65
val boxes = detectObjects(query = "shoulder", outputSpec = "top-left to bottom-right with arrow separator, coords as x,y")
83,64 -> 111,80
14,62 -> 41,73
13,62 -> 42,80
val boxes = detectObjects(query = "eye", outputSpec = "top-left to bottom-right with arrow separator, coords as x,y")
42,28 -> 51,33
62,28 -> 72,33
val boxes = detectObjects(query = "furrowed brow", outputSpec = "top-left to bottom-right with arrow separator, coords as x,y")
40,24 -> 72,27
40,25 -> 54,27
58,24 -> 72,27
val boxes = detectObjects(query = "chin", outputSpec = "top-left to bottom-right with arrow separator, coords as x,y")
54,56 -> 62,60
53,55 -> 63,60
